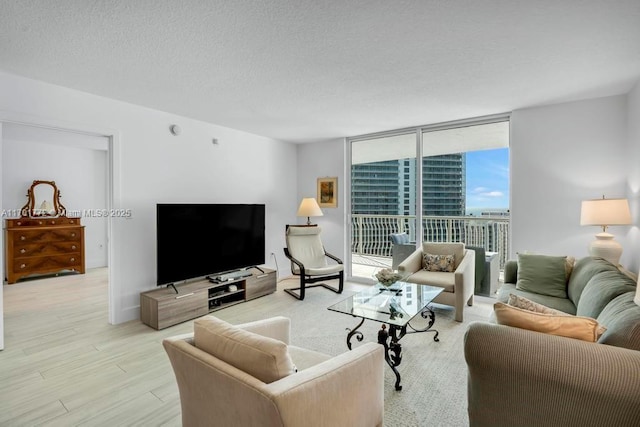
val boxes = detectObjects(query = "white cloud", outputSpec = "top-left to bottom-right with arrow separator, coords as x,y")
471,188 -> 504,198
485,191 -> 504,198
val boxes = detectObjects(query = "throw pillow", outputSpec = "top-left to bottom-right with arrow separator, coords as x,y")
516,253 -> 568,298
423,253 -> 455,272
508,293 -> 607,338
194,316 -> 296,383
507,293 -> 568,315
494,302 -> 606,342
565,256 -> 576,280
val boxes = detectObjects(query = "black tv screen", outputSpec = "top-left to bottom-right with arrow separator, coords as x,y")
156,203 -> 265,286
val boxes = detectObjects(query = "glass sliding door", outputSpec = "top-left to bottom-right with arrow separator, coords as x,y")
348,115 -> 510,283
421,120 -> 510,267
350,132 -> 417,281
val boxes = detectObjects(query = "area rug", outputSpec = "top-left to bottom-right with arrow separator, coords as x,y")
215,278 -> 495,427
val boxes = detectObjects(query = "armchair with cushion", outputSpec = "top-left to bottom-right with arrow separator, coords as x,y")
163,315 -> 385,427
397,242 -> 475,322
283,225 -> 344,300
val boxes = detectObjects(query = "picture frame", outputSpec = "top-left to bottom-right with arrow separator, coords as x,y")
317,177 -> 338,208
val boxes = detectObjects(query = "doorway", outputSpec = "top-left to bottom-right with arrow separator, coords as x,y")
0,119 -> 116,350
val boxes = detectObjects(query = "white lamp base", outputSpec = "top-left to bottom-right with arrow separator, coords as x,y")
588,232 -> 623,266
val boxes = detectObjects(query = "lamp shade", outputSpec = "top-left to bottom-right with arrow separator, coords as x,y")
580,198 -> 631,228
580,197 -> 632,266
297,198 -> 323,225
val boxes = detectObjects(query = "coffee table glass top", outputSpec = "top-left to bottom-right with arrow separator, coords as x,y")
327,282 -> 444,327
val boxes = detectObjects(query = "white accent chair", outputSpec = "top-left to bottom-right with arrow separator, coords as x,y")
397,242 -> 475,322
283,225 -> 344,300
163,316 -> 385,427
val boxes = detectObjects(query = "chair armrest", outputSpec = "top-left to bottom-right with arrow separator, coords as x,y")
454,248 -> 475,276
397,248 -> 423,274
324,250 -> 343,264
266,342 -> 385,427
464,322 -> 640,427
236,316 -> 291,344
503,259 -> 518,283
452,249 -> 476,313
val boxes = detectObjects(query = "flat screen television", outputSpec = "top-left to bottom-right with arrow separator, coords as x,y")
156,203 -> 265,286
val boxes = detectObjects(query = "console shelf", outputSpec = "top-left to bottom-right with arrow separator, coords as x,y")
140,267 -> 276,330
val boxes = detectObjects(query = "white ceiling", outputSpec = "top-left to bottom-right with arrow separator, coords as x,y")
1,1 -> 639,143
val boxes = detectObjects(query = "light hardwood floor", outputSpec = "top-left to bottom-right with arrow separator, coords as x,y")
1,268 -> 373,426
1,268 -> 195,426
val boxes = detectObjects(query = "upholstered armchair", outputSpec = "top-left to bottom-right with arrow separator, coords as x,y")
163,315 -> 384,427
397,242 -> 475,322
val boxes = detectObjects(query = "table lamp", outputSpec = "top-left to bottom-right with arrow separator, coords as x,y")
297,197 -> 323,225
580,196 -> 632,266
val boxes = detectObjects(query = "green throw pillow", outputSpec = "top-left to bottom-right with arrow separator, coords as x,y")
516,253 -> 568,298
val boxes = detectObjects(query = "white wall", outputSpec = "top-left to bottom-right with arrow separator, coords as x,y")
0,71 -> 298,325
296,139 -> 346,264
626,80 -> 640,273
2,127 -> 109,269
510,95 -> 631,264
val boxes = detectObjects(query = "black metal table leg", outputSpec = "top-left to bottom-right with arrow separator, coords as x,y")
346,317 -> 365,350
378,324 -> 403,391
407,304 -> 440,341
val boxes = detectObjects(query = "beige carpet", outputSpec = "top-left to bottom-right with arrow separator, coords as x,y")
215,278 -> 495,427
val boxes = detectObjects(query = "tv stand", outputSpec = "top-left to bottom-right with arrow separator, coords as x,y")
167,283 -> 179,294
140,267 -> 276,330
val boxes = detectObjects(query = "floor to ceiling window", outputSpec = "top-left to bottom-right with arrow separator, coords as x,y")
348,116 -> 510,281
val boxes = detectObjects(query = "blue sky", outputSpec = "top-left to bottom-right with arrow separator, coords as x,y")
465,148 -> 509,211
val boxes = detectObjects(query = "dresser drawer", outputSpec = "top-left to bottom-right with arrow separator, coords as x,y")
6,218 -> 81,227
12,241 -> 81,259
5,217 -> 85,284
10,227 -> 82,244
13,254 -> 82,273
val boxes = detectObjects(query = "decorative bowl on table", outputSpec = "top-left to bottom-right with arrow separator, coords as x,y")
375,268 -> 404,287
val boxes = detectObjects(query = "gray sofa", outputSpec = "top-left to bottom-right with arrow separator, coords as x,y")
464,256 -> 640,427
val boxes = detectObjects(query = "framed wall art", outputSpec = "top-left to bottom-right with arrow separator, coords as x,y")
317,177 -> 338,208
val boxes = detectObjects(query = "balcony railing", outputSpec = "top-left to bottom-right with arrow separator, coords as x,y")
351,214 -> 510,269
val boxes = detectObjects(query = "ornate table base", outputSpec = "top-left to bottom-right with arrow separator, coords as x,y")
345,305 -> 439,391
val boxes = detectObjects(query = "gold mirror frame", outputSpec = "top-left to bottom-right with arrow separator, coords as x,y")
20,180 -> 67,218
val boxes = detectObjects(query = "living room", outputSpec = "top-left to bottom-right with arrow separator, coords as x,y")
1,2 -> 640,425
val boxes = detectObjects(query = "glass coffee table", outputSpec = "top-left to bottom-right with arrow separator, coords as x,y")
328,281 -> 444,390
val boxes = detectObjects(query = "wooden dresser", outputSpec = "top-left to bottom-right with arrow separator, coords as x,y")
4,217 -> 85,284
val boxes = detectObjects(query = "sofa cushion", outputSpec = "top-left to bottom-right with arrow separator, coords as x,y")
423,253 -> 455,272
494,302 -> 605,342
193,316 -> 296,383
498,283 -> 577,314
515,253 -> 568,298
596,292 -> 640,351
567,256 -> 619,307
576,271 -> 637,319
422,242 -> 464,269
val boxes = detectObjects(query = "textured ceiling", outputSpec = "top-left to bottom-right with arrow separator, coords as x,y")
1,1 -> 639,143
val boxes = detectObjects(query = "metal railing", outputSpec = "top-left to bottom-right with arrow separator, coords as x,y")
351,214 -> 510,269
